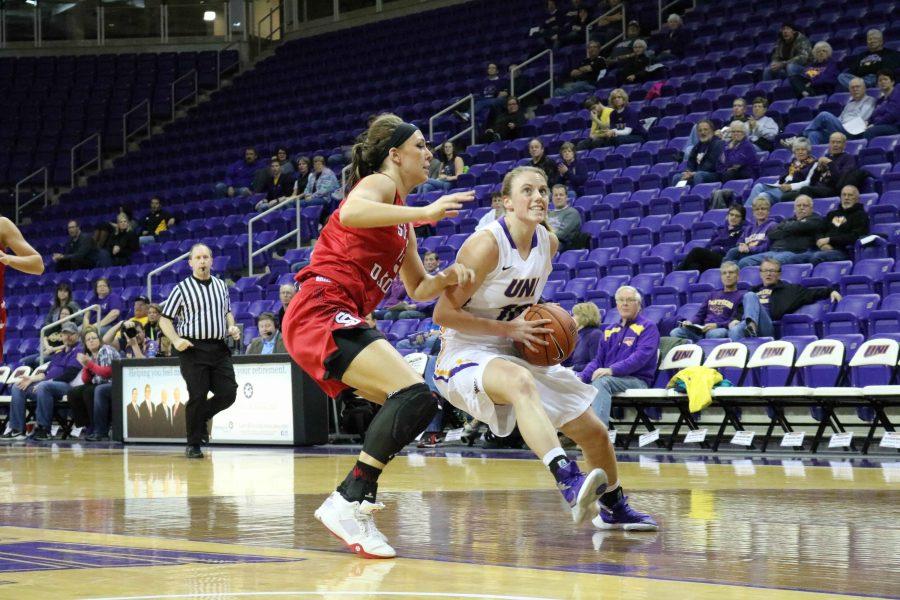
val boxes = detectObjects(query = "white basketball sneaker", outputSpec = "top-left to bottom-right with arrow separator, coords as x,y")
314,491 -> 396,559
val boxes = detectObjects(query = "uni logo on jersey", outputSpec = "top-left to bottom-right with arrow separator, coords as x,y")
335,312 -> 362,327
504,277 -> 539,298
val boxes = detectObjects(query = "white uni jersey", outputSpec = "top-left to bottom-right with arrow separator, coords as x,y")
441,217 -> 552,349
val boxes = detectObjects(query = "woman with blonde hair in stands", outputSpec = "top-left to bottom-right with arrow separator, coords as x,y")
563,302 -> 602,373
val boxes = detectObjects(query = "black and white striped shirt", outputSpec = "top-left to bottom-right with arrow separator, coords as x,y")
161,275 -> 231,340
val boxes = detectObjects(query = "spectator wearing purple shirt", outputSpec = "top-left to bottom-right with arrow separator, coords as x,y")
578,89 -> 645,149
579,286 -> 660,426
84,277 -> 124,336
780,132 -> 858,201
788,41 -> 839,99
5,322 -> 82,441
864,70 -> 900,140
215,147 -> 263,197
670,262 -> 744,341
718,121 -> 760,182
678,204 -> 746,272
556,142 -> 588,195
724,197 -> 776,263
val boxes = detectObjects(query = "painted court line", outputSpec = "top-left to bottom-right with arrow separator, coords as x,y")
86,592 -> 559,600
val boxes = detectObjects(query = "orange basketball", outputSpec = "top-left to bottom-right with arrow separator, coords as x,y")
513,304 -> 579,367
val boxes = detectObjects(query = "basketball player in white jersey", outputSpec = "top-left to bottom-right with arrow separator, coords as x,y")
433,166 -> 657,530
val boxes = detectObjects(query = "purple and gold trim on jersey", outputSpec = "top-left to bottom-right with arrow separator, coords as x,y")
434,361 -> 479,383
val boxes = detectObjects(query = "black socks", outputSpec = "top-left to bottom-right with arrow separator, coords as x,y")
337,460 -> 382,504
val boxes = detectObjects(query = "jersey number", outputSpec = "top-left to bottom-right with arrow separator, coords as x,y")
369,263 -> 394,294
497,304 -> 529,322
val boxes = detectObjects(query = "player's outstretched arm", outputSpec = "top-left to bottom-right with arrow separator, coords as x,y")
433,232 -> 551,349
0,217 -> 44,275
399,228 -> 475,302
340,174 -> 473,229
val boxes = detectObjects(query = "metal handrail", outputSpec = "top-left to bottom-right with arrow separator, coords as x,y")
658,0 -> 694,31
510,49 -> 554,103
216,41 -> 240,89
146,250 -> 190,302
171,69 -> 198,120
14,167 -> 47,225
39,304 -> 101,365
428,94 -> 476,148
70,133 -> 101,188
256,3 -> 282,55
248,196 -> 302,276
122,99 -> 150,153
587,3 -> 626,54
341,163 -> 352,195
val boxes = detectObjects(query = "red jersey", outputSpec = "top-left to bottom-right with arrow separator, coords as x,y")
296,191 -> 409,316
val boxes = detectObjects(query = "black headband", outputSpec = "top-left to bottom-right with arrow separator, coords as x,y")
374,122 -> 418,167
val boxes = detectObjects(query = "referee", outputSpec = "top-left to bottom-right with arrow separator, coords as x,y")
158,243 -> 241,458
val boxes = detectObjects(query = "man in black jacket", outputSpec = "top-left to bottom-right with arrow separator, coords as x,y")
52,220 -> 97,271
729,257 -> 841,339
485,96 -> 527,142
671,119 -> 724,185
810,185 -> 870,262
736,195 -> 825,267
780,132 -> 860,201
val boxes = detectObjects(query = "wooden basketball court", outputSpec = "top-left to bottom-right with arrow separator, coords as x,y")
0,443 -> 897,599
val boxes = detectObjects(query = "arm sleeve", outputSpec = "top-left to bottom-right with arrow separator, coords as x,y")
86,360 -> 113,379
829,211 -> 870,249
160,284 -> 185,320
609,326 -> 660,377
860,98 -> 876,123
758,117 -> 779,141
55,366 -> 81,383
789,162 -> 817,191
695,301 -> 709,324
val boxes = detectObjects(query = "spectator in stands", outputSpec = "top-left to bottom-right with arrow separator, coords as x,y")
747,138 -> 816,206
105,212 -> 140,267
549,184 -> 584,252
129,296 -> 149,325
837,29 -> 900,89
301,155 -> 339,206
797,77 -> 877,144
274,148 -> 294,175
103,319 -> 154,358
579,285 -> 660,426
3,322 -> 81,441
255,158 -> 297,211
52,220 -> 97,271
656,13 -> 689,60
608,20 -> 642,62
81,327 -> 119,442
747,97 -> 780,151
534,0 -> 562,49
763,22 -> 811,81
485,96 -> 527,142
616,39 -> 652,84
678,204 -> 747,272
476,192 -> 505,231
474,62 -> 509,121
780,132 -> 859,201
139,197 -> 176,244
84,277 -> 123,336
555,40 -> 607,97
67,326 -> 116,438
864,69 -> 900,140
216,147 -> 262,197
592,0 -> 624,46
145,303 -> 163,342
736,195 -> 824,267
527,138 -> 558,186
718,121 -> 760,182
293,156 -> 311,196
422,141 -> 465,193
563,301 -> 602,372
374,277 -> 426,321
40,305 -> 74,360
671,119 -> 724,185
576,98 -> 613,150
670,261 -> 744,340
683,99 -> 749,155
788,41 -> 839,98
730,257 -> 840,339
556,142 -> 588,194
276,283 -> 296,329
580,88 -> 645,148
559,6 -> 593,48
45,281 -> 80,325
396,322 -> 441,354
723,197 -> 776,263
811,185 -> 870,263
246,312 -> 286,355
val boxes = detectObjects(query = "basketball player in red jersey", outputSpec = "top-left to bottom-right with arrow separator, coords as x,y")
0,217 -> 45,362
283,114 -> 520,559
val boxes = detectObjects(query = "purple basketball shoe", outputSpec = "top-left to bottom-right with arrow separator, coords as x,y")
592,496 -> 659,531
557,462 -> 608,524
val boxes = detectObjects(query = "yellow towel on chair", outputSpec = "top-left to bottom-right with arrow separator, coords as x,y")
667,366 -> 723,412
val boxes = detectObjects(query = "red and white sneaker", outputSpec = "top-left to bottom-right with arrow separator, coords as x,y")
314,491 -> 396,559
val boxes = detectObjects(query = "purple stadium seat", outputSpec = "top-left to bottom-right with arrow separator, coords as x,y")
780,300 -> 830,338
638,242 -> 684,274
780,263 -> 813,284
866,294 -> 900,335
629,273 -> 665,300
651,269 -> 700,305
659,211 -> 702,243
823,294 -> 881,336
839,258 -> 894,295
607,244 -> 651,276
596,217 -> 640,248
590,275 -> 631,309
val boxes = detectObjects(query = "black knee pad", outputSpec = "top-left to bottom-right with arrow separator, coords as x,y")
362,383 -> 440,463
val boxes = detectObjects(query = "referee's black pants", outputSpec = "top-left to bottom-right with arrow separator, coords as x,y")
178,339 -> 238,446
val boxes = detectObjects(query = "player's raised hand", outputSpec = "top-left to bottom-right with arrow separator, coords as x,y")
423,191 -> 475,221
506,314 -> 552,352
439,262 -> 476,288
